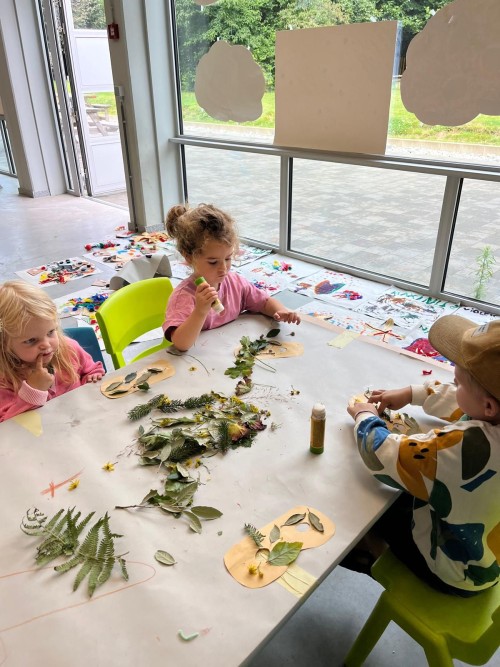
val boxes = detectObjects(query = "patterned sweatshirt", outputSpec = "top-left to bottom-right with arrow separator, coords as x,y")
0,338 -> 104,423
354,380 -> 500,592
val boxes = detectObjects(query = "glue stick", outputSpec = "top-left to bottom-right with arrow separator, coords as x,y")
194,276 -> 225,314
310,403 -> 326,454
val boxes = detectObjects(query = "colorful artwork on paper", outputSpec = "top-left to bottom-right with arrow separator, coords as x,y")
83,244 -> 144,269
54,287 -> 110,322
354,288 -> 460,331
234,244 -> 273,267
16,257 -> 101,287
169,258 -> 193,280
453,306 -> 500,326
235,254 -> 316,293
291,269 -> 387,308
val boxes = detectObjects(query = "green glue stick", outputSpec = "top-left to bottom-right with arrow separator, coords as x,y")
310,403 -> 326,454
194,276 -> 225,314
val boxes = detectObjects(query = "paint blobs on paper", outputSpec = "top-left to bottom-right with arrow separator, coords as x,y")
195,41 -> 265,122
401,0 -> 500,125
16,257 -> 100,287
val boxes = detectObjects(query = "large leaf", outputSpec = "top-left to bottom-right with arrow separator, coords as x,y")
267,541 -> 303,566
183,511 -> 202,534
282,512 -> 306,526
154,550 -> 176,566
190,506 -> 222,520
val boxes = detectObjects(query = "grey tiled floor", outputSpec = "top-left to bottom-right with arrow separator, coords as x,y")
1,172 -> 498,666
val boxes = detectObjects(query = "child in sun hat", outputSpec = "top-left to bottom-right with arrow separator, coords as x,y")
346,315 -> 500,596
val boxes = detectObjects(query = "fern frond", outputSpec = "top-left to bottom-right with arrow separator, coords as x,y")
127,394 -> 166,421
244,523 -> 266,547
21,508 -> 128,598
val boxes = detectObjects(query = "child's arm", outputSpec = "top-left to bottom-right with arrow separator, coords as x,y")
260,297 -> 301,325
369,381 -> 461,423
171,281 -> 219,351
67,339 -> 105,383
0,382 -> 48,423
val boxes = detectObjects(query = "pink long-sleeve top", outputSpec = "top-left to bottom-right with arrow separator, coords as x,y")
0,338 -> 104,423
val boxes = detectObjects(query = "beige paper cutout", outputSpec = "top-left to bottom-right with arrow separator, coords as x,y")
277,562 -> 317,598
401,0 -> 500,126
101,359 -> 175,399
274,21 -> 399,154
328,331 -> 359,349
224,505 -> 335,588
12,410 -> 43,436
195,41 -> 265,122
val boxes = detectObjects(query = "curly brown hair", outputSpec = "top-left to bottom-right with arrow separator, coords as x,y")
165,203 -> 239,260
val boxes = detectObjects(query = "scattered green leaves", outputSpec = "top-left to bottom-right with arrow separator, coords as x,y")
21,507 -> 128,597
225,330 -> 281,394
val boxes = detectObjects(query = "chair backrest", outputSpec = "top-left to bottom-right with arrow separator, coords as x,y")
95,277 -> 173,369
63,326 -> 107,371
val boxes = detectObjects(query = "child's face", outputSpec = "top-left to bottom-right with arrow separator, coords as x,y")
454,365 -> 487,419
10,317 -> 59,367
190,240 -> 233,287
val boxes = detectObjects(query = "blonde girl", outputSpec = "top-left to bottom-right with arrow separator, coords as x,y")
0,281 -> 104,422
163,204 -> 300,351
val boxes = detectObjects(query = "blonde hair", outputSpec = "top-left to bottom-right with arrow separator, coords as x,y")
0,280 -> 78,390
165,203 -> 239,260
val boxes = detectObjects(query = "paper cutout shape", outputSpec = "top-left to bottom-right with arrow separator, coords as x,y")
255,341 -> 304,359
274,21 -> 399,153
12,411 -> 43,436
195,41 -> 265,122
328,331 -> 359,348
224,505 -> 334,588
101,359 -> 175,399
277,562 -> 317,598
108,254 -> 172,291
401,0 -> 500,126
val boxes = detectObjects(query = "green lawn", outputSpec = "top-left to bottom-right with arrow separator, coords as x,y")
84,88 -> 500,146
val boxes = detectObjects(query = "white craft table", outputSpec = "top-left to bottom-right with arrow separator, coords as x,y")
0,314 -> 452,666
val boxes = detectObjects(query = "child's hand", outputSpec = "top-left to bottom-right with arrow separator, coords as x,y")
347,402 -> 379,420
26,355 -> 55,391
273,309 -> 301,325
368,387 -> 412,414
194,281 -> 219,315
86,372 -> 104,383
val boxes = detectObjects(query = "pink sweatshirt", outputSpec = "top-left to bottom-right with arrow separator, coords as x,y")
0,338 -> 104,423
163,272 -> 269,341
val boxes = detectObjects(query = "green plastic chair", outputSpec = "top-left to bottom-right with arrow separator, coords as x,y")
95,277 -> 173,369
344,549 -> 500,667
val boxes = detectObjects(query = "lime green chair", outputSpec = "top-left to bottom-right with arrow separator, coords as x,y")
95,277 -> 173,369
345,549 -> 500,667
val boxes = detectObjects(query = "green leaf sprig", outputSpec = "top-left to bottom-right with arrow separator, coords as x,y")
225,329 -> 281,395
21,507 -> 128,597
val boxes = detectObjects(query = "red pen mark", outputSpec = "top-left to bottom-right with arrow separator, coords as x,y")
41,470 -> 83,497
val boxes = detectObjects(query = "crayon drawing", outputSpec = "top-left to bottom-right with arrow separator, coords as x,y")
233,244 -> 273,267
236,254 -> 315,292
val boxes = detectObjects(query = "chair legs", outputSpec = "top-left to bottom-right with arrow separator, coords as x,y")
344,595 -> 393,666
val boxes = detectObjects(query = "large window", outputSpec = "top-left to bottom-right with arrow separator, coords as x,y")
172,0 -> 500,313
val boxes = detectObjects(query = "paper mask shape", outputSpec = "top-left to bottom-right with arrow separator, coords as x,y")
101,359 -> 175,398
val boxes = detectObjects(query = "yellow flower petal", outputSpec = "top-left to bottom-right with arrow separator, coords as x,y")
68,479 -> 80,490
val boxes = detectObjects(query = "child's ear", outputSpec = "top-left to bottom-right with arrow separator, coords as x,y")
484,396 -> 500,419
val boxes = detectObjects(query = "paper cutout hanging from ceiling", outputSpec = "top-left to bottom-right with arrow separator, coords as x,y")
274,21 -> 399,154
401,0 -> 500,126
195,41 -> 266,122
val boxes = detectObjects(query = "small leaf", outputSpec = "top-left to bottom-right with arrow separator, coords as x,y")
148,367 -> 163,374
266,328 -> 280,338
108,388 -> 129,396
104,381 -> 123,392
137,382 -> 150,392
282,512 -> 306,526
190,506 -> 223,520
308,510 -> 324,533
269,524 -> 280,544
134,372 -> 152,386
183,511 -> 202,534
124,372 -> 137,384
154,550 -> 176,566
267,541 -> 303,566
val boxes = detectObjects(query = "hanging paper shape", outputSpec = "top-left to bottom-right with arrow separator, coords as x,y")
401,0 -> 500,126
195,41 -> 265,122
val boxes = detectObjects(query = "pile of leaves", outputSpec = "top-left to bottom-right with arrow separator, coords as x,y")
21,507 -> 128,597
120,392 -> 269,531
224,329 -> 281,395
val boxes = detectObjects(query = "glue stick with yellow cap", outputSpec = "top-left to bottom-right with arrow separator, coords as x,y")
194,276 -> 225,314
